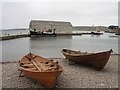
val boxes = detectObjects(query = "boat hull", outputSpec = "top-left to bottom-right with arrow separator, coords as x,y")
21,68 -> 62,88
91,31 -> 103,35
30,31 -> 57,36
19,53 -> 63,88
62,49 -> 112,70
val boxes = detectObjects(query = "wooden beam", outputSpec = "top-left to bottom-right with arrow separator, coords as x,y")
31,60 -> 42,72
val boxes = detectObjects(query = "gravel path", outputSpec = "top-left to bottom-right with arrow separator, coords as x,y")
1,55 -> 118,89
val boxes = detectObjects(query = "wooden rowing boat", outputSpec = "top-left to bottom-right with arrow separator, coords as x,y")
19,53 -> 63,88
61,49 -> 113,70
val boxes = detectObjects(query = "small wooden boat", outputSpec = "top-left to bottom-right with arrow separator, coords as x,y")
19,53 -> 63,88
61,49 -> 113,70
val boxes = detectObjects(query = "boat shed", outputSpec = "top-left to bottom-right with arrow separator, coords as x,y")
29,20 -> 73,34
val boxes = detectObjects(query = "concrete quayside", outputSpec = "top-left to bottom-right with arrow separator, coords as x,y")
0,34 -> 31,41
0,33 -> 94,41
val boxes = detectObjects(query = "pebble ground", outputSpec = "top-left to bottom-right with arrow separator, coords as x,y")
1,55 -> 118,89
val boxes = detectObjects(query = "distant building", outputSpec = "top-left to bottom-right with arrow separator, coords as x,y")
29,20 -> 73,34
105,25 -> 119,33
108,25 -> 119,30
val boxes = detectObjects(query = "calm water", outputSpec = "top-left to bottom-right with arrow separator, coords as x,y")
0,30 -> 119,62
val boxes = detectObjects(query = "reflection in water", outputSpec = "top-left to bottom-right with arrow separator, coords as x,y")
1,33 -> 118,62
71,34 -> 118,53
91,34 -> 100,38
29,35 -> 72,58
2,38 -> 30,62
30,35 -> 72,40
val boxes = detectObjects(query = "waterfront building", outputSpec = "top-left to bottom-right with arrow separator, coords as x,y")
29,20 -> 73,34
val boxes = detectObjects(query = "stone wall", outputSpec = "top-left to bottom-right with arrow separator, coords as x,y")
29,20 -> 73,34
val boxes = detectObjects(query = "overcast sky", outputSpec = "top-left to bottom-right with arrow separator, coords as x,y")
1,0 -> 119,29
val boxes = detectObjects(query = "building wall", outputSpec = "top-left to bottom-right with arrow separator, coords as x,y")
29,20 -> 73,33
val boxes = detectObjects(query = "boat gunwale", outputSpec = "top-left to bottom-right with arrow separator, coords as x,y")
61,49 -> 112,57
19,66 -> 63,73
20,53 -> 63,73
19,53 -> 63,88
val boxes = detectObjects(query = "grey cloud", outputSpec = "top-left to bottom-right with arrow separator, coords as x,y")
2,2 -> 118,29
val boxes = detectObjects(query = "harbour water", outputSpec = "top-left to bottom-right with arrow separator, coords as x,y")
0,30 -> 118,62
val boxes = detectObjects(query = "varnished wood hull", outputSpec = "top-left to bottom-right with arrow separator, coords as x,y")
19,53 -> 63,88
21,67 -> 62,88
62,49 -> 112,70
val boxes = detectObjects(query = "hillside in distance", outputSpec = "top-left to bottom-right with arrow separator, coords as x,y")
73,26 -> 109,31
